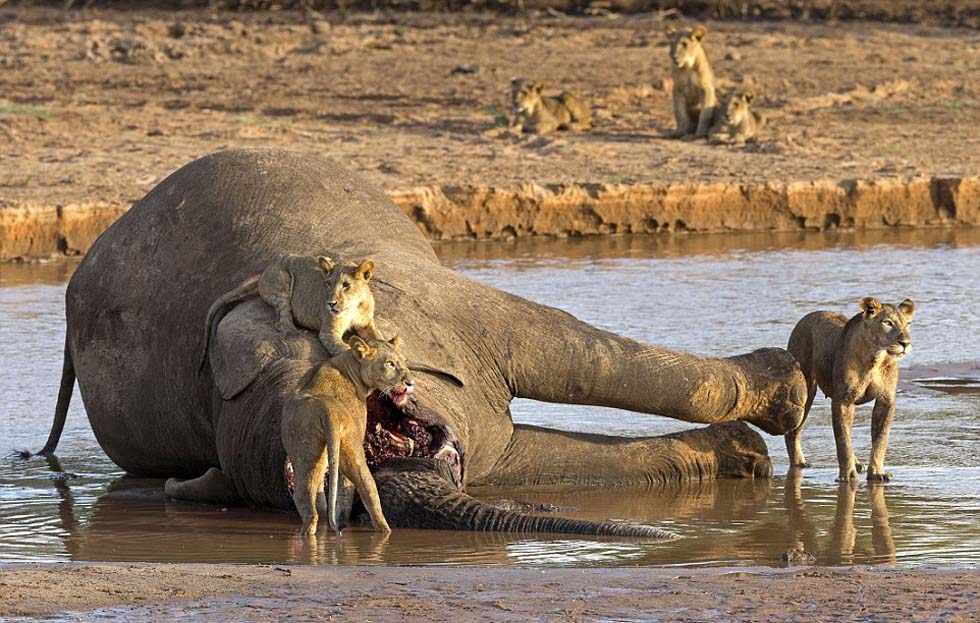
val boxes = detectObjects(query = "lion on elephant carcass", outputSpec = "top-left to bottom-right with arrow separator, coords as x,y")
38,149 -> 806,536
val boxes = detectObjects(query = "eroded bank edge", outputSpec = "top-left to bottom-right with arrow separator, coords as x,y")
2,176 -> 978,261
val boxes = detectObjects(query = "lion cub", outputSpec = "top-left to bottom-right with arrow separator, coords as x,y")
510,78 -> 593,134
786,297 -> 915,482
282,335 -> 414,535
199,254 -> 382,368
664,24 -> 717,138
709,88 -> 766,144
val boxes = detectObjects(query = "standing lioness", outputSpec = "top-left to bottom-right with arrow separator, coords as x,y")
786,297 -> 915,482
282,335 -> 414,535
664,24 -> 717,138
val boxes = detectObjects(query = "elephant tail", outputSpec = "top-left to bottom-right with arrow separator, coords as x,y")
375,459 -> 678,540
198,275 -> 260,371
38,334 -> 75,455
326,419 -> 342,533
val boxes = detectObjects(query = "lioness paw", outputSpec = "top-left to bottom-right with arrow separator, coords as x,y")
867,471 -> 893,483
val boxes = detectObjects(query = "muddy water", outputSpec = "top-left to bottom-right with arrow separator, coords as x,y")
1,229 -> 978,567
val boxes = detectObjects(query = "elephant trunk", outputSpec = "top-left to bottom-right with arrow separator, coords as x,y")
374,459 -> 677,540
496,297 -> 806,435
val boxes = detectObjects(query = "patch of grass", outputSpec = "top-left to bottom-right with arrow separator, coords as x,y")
878,105 -> 908,116
942,99 -> 976,110
0,104 -> 52,119
481,104 -> 510,128
232,115 -> 293,126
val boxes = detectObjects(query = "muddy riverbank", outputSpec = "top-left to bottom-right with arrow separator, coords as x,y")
3,8 -> 980,258
1,563 -> 978,621
3,175 -> 979,260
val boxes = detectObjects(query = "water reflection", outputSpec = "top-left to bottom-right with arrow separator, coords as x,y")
17,452 -> 930,567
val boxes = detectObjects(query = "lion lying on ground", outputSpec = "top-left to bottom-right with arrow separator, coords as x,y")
509,78 -> 593,134
709,88 -> 766,145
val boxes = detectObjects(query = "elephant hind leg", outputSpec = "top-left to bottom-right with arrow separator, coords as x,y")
165,467 -> 243,506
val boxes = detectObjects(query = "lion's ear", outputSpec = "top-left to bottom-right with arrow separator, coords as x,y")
356,258 -> 375,282
860,297 -> 882,317
318,256 -> 336,274
389,335 -> 402,350
691,25 -> 707,41
742,89 -> 755,104
348,336 -> 373,360
664,25 -> 677,38
898,298 -> 916,320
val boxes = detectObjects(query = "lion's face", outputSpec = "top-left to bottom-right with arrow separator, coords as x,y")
665,25 -> 706,69
511,79 -> 543,114
720,89 -> 754,125
319,256 -> 375,317
350,336 -> 415,406
858,297 -> 916,359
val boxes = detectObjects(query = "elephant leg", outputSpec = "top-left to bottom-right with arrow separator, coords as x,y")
164,467 -> 243,506
474,421 -> 772,488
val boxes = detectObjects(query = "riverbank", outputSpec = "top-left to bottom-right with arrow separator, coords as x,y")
3,7 -> 980,259
1,563 -> 977,621
3,176 -> 979,260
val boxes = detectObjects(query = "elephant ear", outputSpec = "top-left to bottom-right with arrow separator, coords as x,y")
209,299 -> 323,400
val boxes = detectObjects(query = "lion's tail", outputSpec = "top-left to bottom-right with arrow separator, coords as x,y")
198,275 -> 260,371
326,419 -> 342,534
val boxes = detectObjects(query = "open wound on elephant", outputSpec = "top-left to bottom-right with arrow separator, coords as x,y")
285,390 -> 463,498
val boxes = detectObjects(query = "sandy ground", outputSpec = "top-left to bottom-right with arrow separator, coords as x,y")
0,563 -> 977,621
1,8 -> 979,211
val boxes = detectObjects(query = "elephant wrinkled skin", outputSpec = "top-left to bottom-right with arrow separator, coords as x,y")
42,149 -> 806,536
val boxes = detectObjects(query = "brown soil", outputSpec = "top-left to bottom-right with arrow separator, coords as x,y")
1,563 -> 978,620
1,7 -> 979,258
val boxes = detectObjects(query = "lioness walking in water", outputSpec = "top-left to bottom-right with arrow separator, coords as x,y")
786,297 -> 915,482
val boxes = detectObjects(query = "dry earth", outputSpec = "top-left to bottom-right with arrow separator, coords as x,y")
1,8 -> 980,257
1,563 -> 978,621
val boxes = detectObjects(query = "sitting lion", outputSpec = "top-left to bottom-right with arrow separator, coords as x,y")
664,23 -> 717,138
199,254 -> 382,368
709,88 -> 766,145
509,78 -> 593,134
281,335 -> 415,535
786,297 -> 916,482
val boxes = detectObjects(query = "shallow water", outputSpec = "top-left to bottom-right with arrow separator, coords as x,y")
1,229 -> 979,567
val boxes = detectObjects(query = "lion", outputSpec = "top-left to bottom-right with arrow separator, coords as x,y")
786,297 -> 916,482
708,88 -> 766,145
664,24 -> 717,138
281,335 -> 414,535
198,254 -> 382,368
509,78 -> 593,134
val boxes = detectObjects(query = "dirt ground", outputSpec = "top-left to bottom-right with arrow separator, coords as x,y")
1,563 -> 977,621
1,7 -> 979,212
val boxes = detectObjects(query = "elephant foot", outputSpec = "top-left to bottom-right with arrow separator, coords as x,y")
703,421 -> 773,479
165,467 -> 243,506
729,348 -> 807,436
